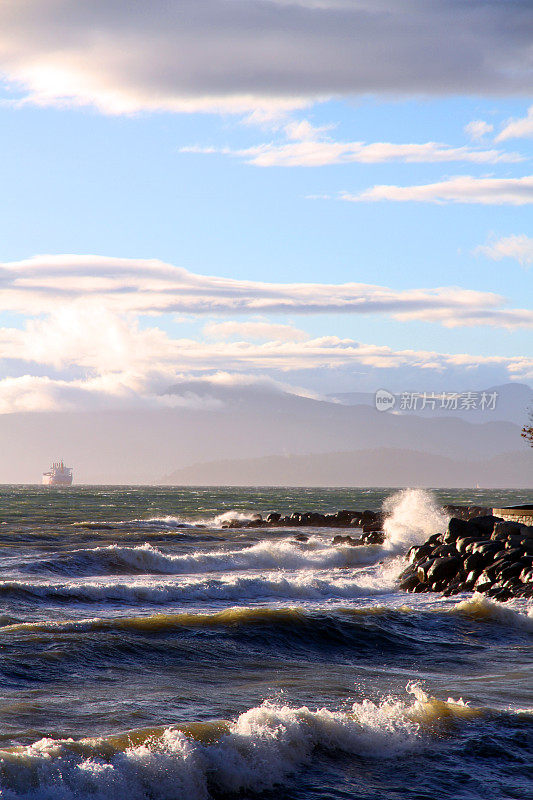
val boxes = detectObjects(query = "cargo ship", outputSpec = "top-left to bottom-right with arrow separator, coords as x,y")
42,460 -> 73,486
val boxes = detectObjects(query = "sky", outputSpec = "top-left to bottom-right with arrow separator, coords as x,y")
0,0 -> 532,414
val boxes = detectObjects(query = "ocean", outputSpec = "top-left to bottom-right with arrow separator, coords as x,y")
0,485 -> 531,800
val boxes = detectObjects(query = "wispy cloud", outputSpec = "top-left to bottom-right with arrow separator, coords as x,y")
0,1 -> 531,115
464,120 -> 494,141
496,106 -> 533,142
475,234 -> 533,269
339,175 -> 533,205
1,253 -> 532,328
183,139 -> 520,168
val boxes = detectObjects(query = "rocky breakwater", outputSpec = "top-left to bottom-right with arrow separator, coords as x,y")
399,516 -> 533,600
222,509 -> 387,544
221,504 -> 495,547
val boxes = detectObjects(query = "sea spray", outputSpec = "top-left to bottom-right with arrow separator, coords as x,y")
212,511 -> 256,527
383,489 -> 449,552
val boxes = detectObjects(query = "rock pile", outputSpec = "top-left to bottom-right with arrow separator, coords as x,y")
221,505 -> 493,532
222,508 -> 385,531
442,505 -> 491,520
399,516 -> 533,600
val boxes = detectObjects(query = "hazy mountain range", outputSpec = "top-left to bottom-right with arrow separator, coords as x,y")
2,382 -> 531,486
163,448 -> 533,489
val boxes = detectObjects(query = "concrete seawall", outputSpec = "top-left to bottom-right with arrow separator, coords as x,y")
492,505 -> 533,526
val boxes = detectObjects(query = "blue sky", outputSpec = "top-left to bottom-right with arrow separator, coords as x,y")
0,0 -> 531,409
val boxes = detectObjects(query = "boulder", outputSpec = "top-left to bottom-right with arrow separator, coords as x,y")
455,536 -> 480,555
427,556 -> 461,584
362,522 -> 383,533
361,530 -> 386,545
493,520 -> 527,538
472,540 -> 505,556
332,534 -> 362,546
417,560 -> 436,583
308,513 -> 326,526
447,518 -> 473,539
400,573 -> 420,592
463,552 -> 484,573
470,515 -> 500,536
474,572 -> 492,592
334,510 -> 359,525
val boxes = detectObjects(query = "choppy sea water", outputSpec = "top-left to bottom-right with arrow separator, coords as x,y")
0,485 -> 531,800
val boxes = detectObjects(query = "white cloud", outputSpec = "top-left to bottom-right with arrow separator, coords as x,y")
0,1 -> 531,115
0,371 -> 227,414
2,253 -> 532,329
0,304 -> 178,372
475,234 -> 533,269
464,120 -> 494,141
1,327 -> 531,413
340,175 -> 533,205
2,253 -> 532,413
204,321 -> 309,342
394,308 -> 533,328
496,106 -> 533,141
183,139 -> 520,168
2,307 -> 532,378
284,119 -> 334,140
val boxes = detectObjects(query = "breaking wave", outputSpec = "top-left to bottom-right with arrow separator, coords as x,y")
75,511 -> 260,531
452,594 -> 533,632
0,686 -> 487,800
0,570 -> 390,606
21,537 -> 382,577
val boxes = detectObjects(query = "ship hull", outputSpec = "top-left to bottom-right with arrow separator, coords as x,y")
42,475 -> 73,486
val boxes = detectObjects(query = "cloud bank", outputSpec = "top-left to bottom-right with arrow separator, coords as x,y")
2,323 -> 532,414
1,261 -> 531,414
2,254 -> 532,328
0,1 -> 531,114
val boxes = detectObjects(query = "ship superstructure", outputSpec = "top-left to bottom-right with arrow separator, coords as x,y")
42,460 -> 73,486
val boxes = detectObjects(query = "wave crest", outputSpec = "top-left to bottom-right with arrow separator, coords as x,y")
453,594 -> 533,631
